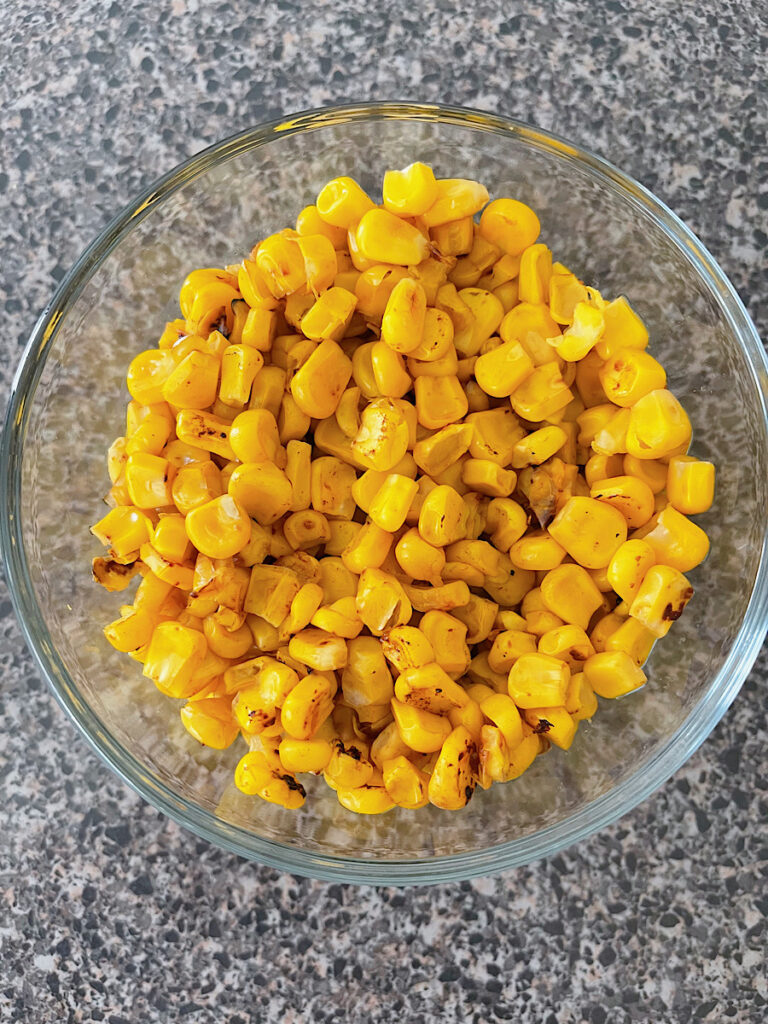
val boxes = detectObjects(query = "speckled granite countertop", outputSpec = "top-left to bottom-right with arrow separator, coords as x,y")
2,1 -> 766,1021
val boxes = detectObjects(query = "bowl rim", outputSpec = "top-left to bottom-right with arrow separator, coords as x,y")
2,100 -> 767,885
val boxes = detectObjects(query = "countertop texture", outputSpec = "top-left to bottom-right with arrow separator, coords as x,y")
2,1 -> 766,1021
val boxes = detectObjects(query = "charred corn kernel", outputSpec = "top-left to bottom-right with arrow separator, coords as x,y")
585,453 -> 624,488
500,301 -> 560,353
354,265 -> 409,322
369,340 -> 411,398
423,178 -> 489,227
299,286 -> 357,342
517,243 -> 552,305
255,233 -> 306,299
564,671 -> 598,720
510,362 -> 573,421
666,455 -> 715,515
296,204 -> 348,248
340,635 -> 393,708
182,494 -> 250,559
466,408 -> 525,467
283,510 -> 331,551
590,475 -> 655,529
477,725 -> 510,788
310,597 -> 362,639
417,484 -> 467,547
523,706 -> 577,750
474,338 -> 535,398
171,460 -> 223,516
583,650 -> 647,698
219,345 -> 264,408
551,301 -> 604,362
235,750 -> 305,808
341,521 -> 393,573
352,397 -> 410,471
92,556 -> 141,592
594,295 -> 649,361
431,215 -> 474,256
480,692 -> 524,750
395,662 -> 469,715
324,738 -> 375,789
126,349 -> 177,405
548,497 -> 627,569
175,409 -> 235,460
626,389 -> 692,460
382,755 -> 429,808
316,176 -> 374,229
143,621 -> 208,697
150,514 -> 193,564
355,208 -> 430,266
308,456 -> 356,520
248,364 -> 286,418
488,630 -> 538,673
92,506 -> 151,559
510,426 -> 568,470
419,612 -> 470,676
599,348 -> 667,407
355,568 -> 411,635
412,375 -> 468,431
540,564 -> 604,632
392,699 -> 452,754
103,606 -> 154,654
641,505 -> 710,572
392,527 -> 443,584
413,423 -> 472,478
507,652 -> 570,708
228,462 -> 292,526
509,531 -> 566,571
479,198 -> 540,255
427,725 -> 477,809
289,338 -> 352,419
229,408 -> 280,464
448,594 -> 496,646
538,624 -> 595,670
605,616 -> 656,667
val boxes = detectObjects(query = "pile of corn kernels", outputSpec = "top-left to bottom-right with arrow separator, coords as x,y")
92,163 -> 715,814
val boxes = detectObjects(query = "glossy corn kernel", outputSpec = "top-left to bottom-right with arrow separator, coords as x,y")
391,527 -> 442,584
298,287 -> 356,343
487,630 -> 537,674
355,568 -> 411,635
316,176 -> 375,229
583,650 -> 647,698
666,455 -> 715,515
228,409 -> 279,465
500,301 -> 560,353
352,397 -> 410,472
379,755 -> 428,809
626,389 -> 692,460
594,296 -> 649,361
589,474 -> 655,530
510,362 -> 573,421
598,348 -> 666,408
511,426 -> 568,470
227,462 -> 292,527
548,496 -> 627,569
365,474 -> 419,533
538,624 -> 596,671
509,531 -> 566,571
507,653 -> 570,709
149,514 -> 193,564
539,564 -> 604,632
235,750 -> 306,808
427,726 -> 477,810
523,706 -> 577,750
418,484 -> 468,547
143,620 -> 208,698
641,505 -> 710,572
174,409 -> 234,461
355,207 -> 430,266
341,521 -> 393,574
605,616 -> 656,667
296,204 -> 348,248
255,233 -> 306,299
182,494 -> 250,559
423,178 -> 490,227
394,662 -> 468,715
517,243 -> 552,305
378,277 -> 426,355
562,671 -> 597,721
606,539 -> 657,604
248,365 -> 286,419
180,695 -> 239,749
219,345 -> 264,408
124,453 -> 174,510
369,340 -> 411,398
126,349 -> 178,405
281,510 -> 330,552
628,564 -> 693,638
479,197 -> 540,254
92,506 -> 151,559
391,698 -> 451,754
289,338 -> 353,419
551,301 -> 604,362
461,459 -> 515,498
474,337 -> 535,398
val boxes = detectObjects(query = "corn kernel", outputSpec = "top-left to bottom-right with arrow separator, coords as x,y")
666,455 -> 715,515
479,197 -> 540,255
395,662 -> 468,714
352,397 -> 410,471
583,650 -> 647,698
594,296 -> 648,361
523,706 -> 577,749
143,621 -> 208,698
422,178 -> 490,227
509,531 -> 566,571
427,725 -> 477,809
355,208 -> 430,266
370,340 -> 412,398
419,611 -> 470,676
626,389 -> 692,460
508,652 -> 570,708
391,699 -> 451,754
316,176 -> 375,229
355,568 -> 411,635
548,496 -> 628,569
289,338 -> 353,419
641,505 -> 710,572
510,362 -> 573,421
341,521 -> 393,574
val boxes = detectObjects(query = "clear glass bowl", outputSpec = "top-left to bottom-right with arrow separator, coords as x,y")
3,103 -> 766,885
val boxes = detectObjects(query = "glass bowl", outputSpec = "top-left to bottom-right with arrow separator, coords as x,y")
3,102 -> 766,885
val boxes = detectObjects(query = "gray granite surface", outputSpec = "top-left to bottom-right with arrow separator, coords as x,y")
1,1 -> 767,1021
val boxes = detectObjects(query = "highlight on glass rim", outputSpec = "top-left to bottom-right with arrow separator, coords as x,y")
91,161 -> 715,817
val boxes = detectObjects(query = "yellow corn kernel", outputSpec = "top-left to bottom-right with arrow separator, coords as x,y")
545,264 -> 586,326
294,233 -> 338,295
175,409 -> 235,461
361,474 -> 417,533
548,496 -> 628,569
237,259 -> 278,312
605,616 -> 656,667
517,243 -> 552,305
352,397 -> 410,471
247,614 -> 281,652
584,453 -> 623,488
299,286 -> 357,343
341,521 -> 393,573
368,340 -> 411,398
641,505 -> 710,572
411,374 -> 468,431
123,452 -> 174,510
591,407 -> 631,457
170,461 -> 222,517
412,423 -> 471,478
551,301 -> 604,362
507,652 -> 570,708
381,755 -> 429,809
126,349 -> 177,405
108,436 -> 129,482
335,784 -> 394,815
563,671 -> 597,721
583,649 -> 647,699
310,596 -> 362,639
487,630 -> 537,673
183,494 -> 250,559
666,455 -> 715,515
500,301 -> 560,352
277,582 -> 325,638
473,336 -> 535,398
349,468 -> 387,515
278,439 -> 311,513
287,619 -> 348,672
466,651 -> 507,693
480,692 -> 524,750
404,309 -> 453,366
278,733 -> 333,774
200,613 -> 252,659
510,426 -> 568,470
161,350 -> 220,410
306,455 -> 354,520
391,527 -> 442,584
355,207 -> 430,266
296,204 -> 348,248
355,568 -> 411,635
390,699 -> 450,756
467,411 -> 523,471
423,178 -> 490,227
523,706 -> 577,750
219,345 -> 264,408
416,484 -> 467,548
537,564 -> 603,631
312,556 -> 355,603
594,295 -> 649,361
289,337 -> 353,419
621,454 -> 666,496
378,277 -> 426,355
395,662 -> 468,714
510,362 -> 573,421
92,505 -> 151,559
228,462 -> 292,526
103,606 -> 155,654
431,215 -> 474,257
417,611 -> 469,676
338,636 -> 392,708
379,626 -> 434,676
255,233 -> 306,298
235,750 -> 306,808
324,737 -> 375,789
626,389 -> 692,460
335,386 -> 361,440
150,514 -> 192,564
605,538 -> 656,604
628,563 -> 694,639
538,624 -> 595,670
180,696 -> 238,749
435,282 -> 476,354
248,365 -> 286,419
125,413 -> 171,458
274,393 -> 307,445
590,474 -> 655,529
380,161 -> 437,216
316,176 -> 375,229
244,564 -> 301,627
143,621 -> 208,697
139,541 -> 194,589
427,725 -> 477,809
509,532 -> 566,571
441,597 -> 491,649
443,540 -> 498,581
598,348 -> 667,408
479,198 -> 540,255
577,403 -> 618,447
354,265 -> 410,322
228,408 -> 280,465
92,556 -> 141,592
282,510 -> 331,552
476,726 -> 510,789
